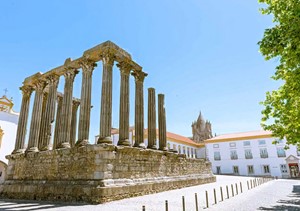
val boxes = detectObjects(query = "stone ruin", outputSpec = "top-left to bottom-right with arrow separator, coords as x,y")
1,41 -> 215,203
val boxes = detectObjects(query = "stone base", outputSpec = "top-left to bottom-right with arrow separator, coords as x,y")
1,144 -> 215,204
1,175 -> 215,204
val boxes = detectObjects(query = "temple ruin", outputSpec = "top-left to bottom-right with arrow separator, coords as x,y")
1,41 -> 215,203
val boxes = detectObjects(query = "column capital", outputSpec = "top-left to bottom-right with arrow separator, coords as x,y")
117,61 -> 132,75
80,58 -> 97,73
132,71 -> 148,83
33,79 -> 47,93
72,99 -> 81,108
101,51 -> 115,66
64,68 -> 79,82
20,85 -> 33,97
46,73 -> 60,85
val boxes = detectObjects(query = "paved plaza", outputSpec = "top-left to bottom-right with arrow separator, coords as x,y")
0,175 -> 299,211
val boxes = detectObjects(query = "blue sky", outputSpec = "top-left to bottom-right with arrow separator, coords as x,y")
0,1 -> 278,139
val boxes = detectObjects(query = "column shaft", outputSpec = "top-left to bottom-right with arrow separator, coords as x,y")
12,86 -> 33,154
40,75 -> 59,151
117,62 -> 131,146
53,94 -> 63,149
158,94 -> 167,151
76,59 -> 96,146
57,69 -> 78,149
38,92 -> 48,150
147,88 -> 157,149
70,100 -> 80,147
132,71 -> 147,148
26,80 -> 46,152
98,53 -> 114,144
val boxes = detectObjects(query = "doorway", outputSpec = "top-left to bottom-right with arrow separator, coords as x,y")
289,163 -> 299,178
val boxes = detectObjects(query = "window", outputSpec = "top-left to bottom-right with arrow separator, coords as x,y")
260,148 -> 268,158
243,141 -> 251,146
167,143 -> 170,150
213,144 -> 219,148
187,147 -> 190,157
258,140 -> 266,145
230,150 -> 238,160
233,166 -> 239,174
280,164 -> 288,173
229,142 -> 236,148
216,166 -> 221,174
178,145 -> 181,154
173,144 -> 177,151
263,165 -> 270,174
248,165 -> 254,174
183,146 -> 186,154
245,149 -> 253,159
191,148 -> 194,157
194,148 -> 197,156
214,151 -> 221,161
277,147 -> 286,157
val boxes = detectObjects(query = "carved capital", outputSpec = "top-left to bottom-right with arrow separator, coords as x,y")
117,61 -> 132,75
57,93 -> 63,102
46,74 -> 60,88
72,99 -> 81,109
33,79 -> 47,93
20,85 -> 33,98
80,58 -> 97,74
64,68 -> 79,82
101,50 -> 115,66
132,71 -> 148,83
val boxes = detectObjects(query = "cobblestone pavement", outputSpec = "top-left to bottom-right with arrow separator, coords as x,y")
0,175 -> 299,211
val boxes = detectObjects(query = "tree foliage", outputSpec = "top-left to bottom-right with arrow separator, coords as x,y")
259,0 -> 300,146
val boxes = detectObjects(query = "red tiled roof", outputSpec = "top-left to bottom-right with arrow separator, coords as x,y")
205,130 -> 272,142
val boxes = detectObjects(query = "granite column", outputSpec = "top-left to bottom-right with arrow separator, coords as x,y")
117,61 -> 131,146
147,88 -> 157,149
132,71 -> 147,148
26,80 -> 46,152
12,86 -> 33,154
40,74 -> 59,151
98,53 -> 114,144
158,94 -> 167,151
57,69 -> 78,149
76,59 -> 96,146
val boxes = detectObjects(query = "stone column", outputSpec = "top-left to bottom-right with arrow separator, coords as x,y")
147,88 -> 157,149
70,99 -> 80,147
26,80 -> 46,153
53,93 -> 63,149
132,71 -> 147,148
12,85 -> 33,154
117,61 -> 132,146
40,74 -> 59,151
57,69 -> 78,149
98,53 -> 114,144
158,94 -> 167,151
76,59 -> 97,146
38,92 -> 48,150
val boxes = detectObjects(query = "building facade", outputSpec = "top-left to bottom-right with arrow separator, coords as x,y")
0,95 -> 19,183
205,130 -> 300,178
96,128 -> 206,159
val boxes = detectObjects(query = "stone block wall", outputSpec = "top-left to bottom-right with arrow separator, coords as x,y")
2,144 -> 215,203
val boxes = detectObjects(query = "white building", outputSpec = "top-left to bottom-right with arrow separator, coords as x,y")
0,95 -> 19,184
96,128 -> 206,159
205,130 -> 300,178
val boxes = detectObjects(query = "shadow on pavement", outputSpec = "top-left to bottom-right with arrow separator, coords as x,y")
258,185 -> 300,211
0,198 -> 87,211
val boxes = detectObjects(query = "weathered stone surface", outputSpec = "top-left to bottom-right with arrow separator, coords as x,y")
2,145 -> 215,204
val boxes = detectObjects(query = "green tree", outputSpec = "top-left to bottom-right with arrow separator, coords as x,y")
259,0 -> 300,146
